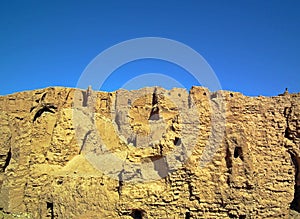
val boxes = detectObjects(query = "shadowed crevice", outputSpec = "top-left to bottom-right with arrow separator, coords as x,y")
2,148 -> 12,172
288,151 -> 300,212
225,142 -> 232,185
149,88 -> 159,120
82,90 -> 88,107
33,104 -> 57,122
46,202 -> 54,219
79,130 -> 92,154
117,169 -> 125,197
150,155 -> 169,178
185,212 -> 191,219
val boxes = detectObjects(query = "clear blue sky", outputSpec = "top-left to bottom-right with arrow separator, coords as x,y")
0,0 -> 299,96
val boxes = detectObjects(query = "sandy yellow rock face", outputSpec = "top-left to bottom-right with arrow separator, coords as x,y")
0,86 -> 299,218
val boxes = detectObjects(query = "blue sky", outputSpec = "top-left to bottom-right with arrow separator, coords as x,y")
0,0 -> 299,96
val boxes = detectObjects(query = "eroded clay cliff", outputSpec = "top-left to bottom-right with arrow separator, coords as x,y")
0,86 -> 299,219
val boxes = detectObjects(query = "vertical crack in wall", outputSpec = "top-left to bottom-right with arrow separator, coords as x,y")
115,111 -> 122,132
117,169 -> 125,197
2,147 -> 12,172
79,130 -> 92,154
288,151 -> 300,212
40,93 -> 47,102
185,168 -> 200,203
188,92 -> 192,109
225,141 -> 232,186
284,107 -> 293,140
63,90 -> 72,106
284,105 -> 300,212
149,88 -> 159,120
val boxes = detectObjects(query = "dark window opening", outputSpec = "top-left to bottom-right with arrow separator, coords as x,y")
271,111 -> 275,115
230,93 -> 234,97
185,211 -> 191,219
56,179 -> 63,185
234,146 -> 243,160
46,202 -> 54,219
131,209 -> 144,219
174,137 -> 181,146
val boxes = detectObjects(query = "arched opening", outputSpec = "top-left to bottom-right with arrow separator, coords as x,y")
131,209 -> 145,219
234,146 -> 243,161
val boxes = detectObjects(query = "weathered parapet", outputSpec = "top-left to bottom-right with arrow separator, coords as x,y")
0,86 -> 299,218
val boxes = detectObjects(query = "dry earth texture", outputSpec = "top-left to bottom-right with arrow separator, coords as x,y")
0,86 -> 299,219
